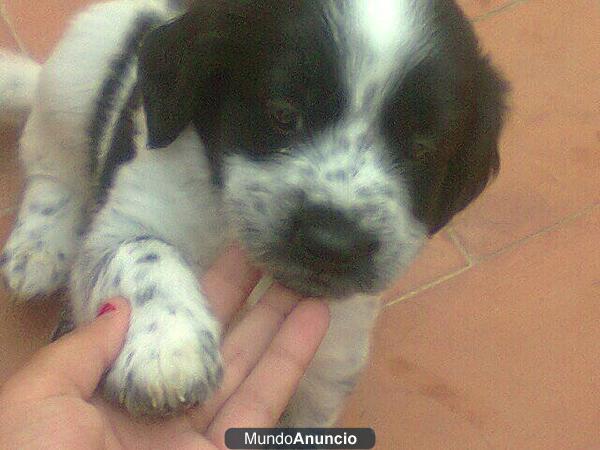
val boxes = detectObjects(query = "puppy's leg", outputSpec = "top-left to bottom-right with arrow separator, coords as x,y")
1,112 -> 88,300
279,295 -> 381,428
70,147 -> 224,416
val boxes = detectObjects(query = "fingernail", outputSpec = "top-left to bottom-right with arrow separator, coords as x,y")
97,303 -> 117,317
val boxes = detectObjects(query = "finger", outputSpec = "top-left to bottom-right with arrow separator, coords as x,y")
207,300 -> 330,445
2,298 -> 131,402
201,243 -> 261,324
187,284 -> 300,430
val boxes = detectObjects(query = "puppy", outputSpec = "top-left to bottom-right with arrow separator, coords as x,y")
0,0 -> 507,426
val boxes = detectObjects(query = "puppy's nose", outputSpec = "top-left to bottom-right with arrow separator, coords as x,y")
290,205 -> 379,270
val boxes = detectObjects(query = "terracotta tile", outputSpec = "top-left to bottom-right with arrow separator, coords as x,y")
457,0 -> 517,19
382,231 -> 469,304
0,127 -> 24,210
0,211 -> 63,384
3,0 -> 99,61
341,206 -> 600,449
452,0 -> 600,257
0,17 -> 19,50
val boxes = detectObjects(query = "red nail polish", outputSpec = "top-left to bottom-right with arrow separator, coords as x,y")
97,303 -> 117,317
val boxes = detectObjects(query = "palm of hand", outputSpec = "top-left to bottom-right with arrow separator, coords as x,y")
0,248 -> 329,450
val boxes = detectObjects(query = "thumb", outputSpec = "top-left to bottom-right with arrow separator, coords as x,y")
7,298 -> 131,402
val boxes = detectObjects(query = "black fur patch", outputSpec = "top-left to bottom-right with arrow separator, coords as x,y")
136,285 -> 157,305
137,1 -> 348,186
381,1 -> 507,233
88,13 -> 160,194
97,86 -> 142,201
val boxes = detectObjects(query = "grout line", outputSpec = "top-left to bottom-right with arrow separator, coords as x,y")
384,265 -> 472,308
473,0 -> 530,23
446,225 -> 475,267
477,201 -> 600,263
0,2 -> 30,56
383,226 -> 477,308
384,201 -> 600,307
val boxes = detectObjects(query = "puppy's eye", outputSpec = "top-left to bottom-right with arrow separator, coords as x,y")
268,100 -> 303,136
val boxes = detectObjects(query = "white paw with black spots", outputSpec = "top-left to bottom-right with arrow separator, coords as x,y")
1,214 -> 76,300
102,311 -> 223,417
71,237 -> 223,416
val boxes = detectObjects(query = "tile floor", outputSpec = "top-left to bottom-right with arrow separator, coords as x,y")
1,1 -> 599,448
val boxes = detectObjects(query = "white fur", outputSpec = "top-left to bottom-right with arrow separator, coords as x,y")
281,293 -> 382,427
327,0 -> 432,115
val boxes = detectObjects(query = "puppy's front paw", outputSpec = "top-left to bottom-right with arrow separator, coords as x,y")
1,224 -> 73,300
1,186 -> 79,300
71,236 -> 222,416
103,311 -> 223,416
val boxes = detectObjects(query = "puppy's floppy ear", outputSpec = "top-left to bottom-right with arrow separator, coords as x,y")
138,3 -> 261,149
138,13 -> 206,149
429,59 -> 508,234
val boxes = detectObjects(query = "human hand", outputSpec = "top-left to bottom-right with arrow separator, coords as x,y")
0,246 -> 330,449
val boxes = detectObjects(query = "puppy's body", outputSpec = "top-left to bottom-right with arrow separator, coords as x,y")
1,0 -> 506,426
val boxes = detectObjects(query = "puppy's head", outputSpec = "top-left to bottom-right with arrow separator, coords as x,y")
139,0 -> 508,298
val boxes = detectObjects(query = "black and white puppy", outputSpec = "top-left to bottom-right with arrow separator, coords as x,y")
0,0 -> 507,425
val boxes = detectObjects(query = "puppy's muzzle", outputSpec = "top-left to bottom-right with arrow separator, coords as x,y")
287,204 -> 379,275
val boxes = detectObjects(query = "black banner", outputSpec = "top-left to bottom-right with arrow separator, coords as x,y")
225,428 -> 376,449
